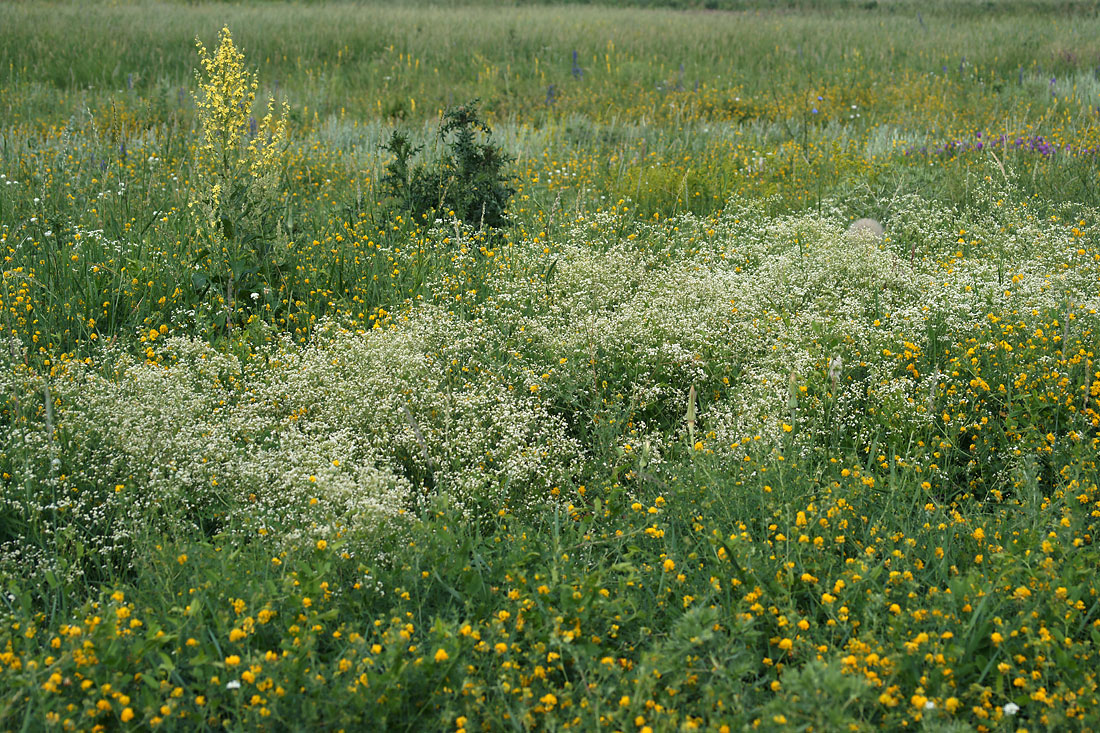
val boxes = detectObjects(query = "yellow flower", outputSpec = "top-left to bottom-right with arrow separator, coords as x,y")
434,648 -> 449,663
121,708 -> 135,722
316,539 -> 327,551
192,26 -> 288,242
225,655 -> 241,667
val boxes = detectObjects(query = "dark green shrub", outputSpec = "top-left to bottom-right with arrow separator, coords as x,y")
380,101 -> 514,229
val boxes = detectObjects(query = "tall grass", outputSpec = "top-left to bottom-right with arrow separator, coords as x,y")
3,1 -> 1100,121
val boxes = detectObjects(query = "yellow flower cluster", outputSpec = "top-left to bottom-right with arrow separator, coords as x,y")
192,26 -> 288,235
194,28 -> 256,157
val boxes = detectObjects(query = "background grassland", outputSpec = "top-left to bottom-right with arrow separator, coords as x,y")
1,1 -> 1100,731
3,0 -> 1100,354
5,1 -> 1100,119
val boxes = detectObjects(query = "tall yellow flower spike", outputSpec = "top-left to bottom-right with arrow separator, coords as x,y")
192,26 -> 288,210
190,26 -> 289,329
194,27 -> 255,160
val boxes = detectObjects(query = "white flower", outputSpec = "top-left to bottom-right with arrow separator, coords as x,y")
1003,702 -> 1020,716
923,700 -> 935,710
828,355 -> 843,385
226,680 -> 241,690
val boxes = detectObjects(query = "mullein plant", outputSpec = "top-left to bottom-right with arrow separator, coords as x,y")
191,26 -> 289,335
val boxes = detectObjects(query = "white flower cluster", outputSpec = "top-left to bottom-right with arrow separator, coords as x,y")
2,309 -> 585,575
3,172 -> 1096,587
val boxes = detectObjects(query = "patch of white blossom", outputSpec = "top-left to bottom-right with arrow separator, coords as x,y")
3,171 -> 1097,587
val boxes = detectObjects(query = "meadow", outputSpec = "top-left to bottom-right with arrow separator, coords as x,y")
1,1 -> 1099,730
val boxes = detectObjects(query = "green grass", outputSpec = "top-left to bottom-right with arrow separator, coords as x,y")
4,1 -> 1100,118
1,1 -> 1100,731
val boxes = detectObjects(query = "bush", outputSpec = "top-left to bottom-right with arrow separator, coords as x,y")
380,101 -> 515,229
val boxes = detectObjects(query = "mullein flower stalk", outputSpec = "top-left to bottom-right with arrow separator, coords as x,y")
191,27 -> 289,330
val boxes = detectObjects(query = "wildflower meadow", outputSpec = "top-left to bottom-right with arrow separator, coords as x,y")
1,1 -> 1099,730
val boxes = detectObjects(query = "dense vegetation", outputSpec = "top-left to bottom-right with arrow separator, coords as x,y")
1,2 -> 1098,730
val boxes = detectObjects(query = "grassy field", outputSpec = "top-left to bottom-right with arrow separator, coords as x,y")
2,1 -> 1100,730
